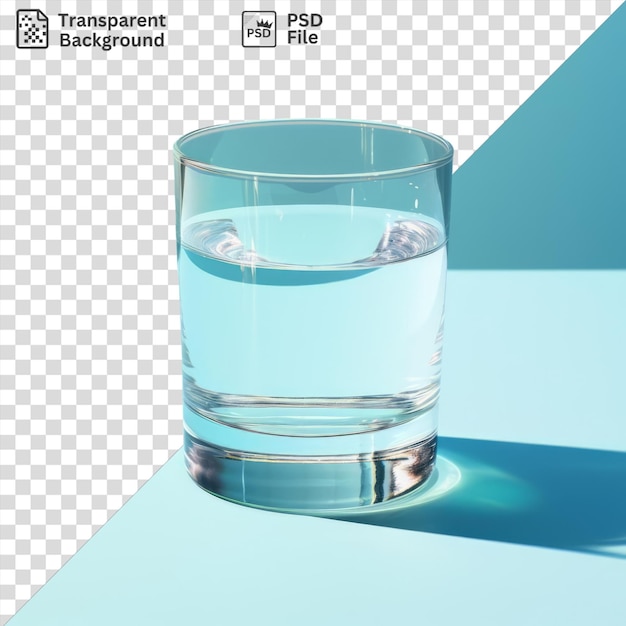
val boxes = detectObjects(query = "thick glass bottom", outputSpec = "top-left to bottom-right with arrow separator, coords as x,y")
183,406 -> 438,511
184,376 -> 440,437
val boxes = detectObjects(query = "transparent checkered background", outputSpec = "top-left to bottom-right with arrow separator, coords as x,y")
0,0 -> 622,621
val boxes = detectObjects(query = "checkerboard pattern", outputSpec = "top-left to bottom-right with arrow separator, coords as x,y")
0,0 -> 621,621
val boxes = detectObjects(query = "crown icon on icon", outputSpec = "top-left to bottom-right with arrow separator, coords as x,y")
242,11 -> 277,47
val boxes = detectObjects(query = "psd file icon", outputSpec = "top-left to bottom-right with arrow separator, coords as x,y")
16,9 -> 48,48
242,11 -> 277,47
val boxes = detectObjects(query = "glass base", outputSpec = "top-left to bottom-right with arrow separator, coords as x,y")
183,410 -> 437,511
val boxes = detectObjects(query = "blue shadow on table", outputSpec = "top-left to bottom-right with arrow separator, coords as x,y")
325,437 -> 626,558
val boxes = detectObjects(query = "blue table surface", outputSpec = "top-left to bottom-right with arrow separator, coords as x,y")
10,271 -> 626,625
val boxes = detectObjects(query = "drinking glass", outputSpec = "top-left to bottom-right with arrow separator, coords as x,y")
174,120 -> 453,510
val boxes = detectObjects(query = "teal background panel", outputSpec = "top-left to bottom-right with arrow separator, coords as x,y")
449,3 -> 626,269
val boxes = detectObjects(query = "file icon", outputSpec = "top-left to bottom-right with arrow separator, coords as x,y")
16,9 -> 48,49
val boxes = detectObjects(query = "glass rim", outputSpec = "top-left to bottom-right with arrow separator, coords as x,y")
173,119 -> 454,182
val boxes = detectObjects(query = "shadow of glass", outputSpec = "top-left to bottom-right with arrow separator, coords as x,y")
324,437 -> 626,558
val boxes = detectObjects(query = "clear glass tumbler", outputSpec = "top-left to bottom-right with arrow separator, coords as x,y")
174,120 -> 453,511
